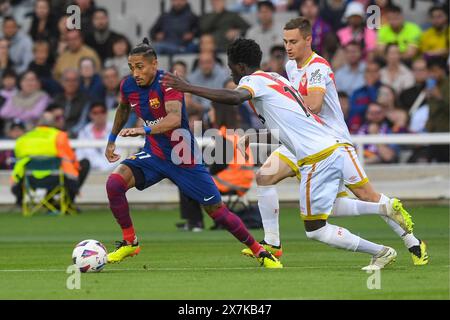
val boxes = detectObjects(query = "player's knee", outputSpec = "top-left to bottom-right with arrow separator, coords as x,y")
106,174 -> 128,199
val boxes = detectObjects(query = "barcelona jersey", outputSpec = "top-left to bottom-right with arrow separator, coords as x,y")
119,70 -> 198,166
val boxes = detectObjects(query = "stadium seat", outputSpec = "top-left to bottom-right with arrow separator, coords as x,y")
21,157 -> 76,217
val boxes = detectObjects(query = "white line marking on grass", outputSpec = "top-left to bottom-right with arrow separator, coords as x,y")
3,265 -> 447,273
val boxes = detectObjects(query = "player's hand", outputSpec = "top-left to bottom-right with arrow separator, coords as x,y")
161,71 -> 190,92
119,127 -> 145,137
105,142 -> 121,163
237,134 -> 250,161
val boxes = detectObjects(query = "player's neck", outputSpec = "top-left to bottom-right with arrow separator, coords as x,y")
296,50 -> 314,68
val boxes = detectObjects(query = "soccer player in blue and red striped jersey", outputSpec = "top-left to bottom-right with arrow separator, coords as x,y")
104,38 -> 281,268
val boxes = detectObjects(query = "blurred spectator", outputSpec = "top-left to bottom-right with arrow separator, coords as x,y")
73,0 -> 96,32
374,0 -> 394,26
380,43 -> 415,94
348,61 -> 382,133
264,45 -> 288,78
150,0 -> 198,55
27,40 -> 62,95
377,5 -> 422,61
46,103 -> 66,131
172,60 -> 204,123
28,0 -> 58,46
0,38 -> 13,79
335,41 -> 366,97
187,51 -> 229,116
229,0 -> 258,14
104,35 -> 130,80
358,102 -> 399,164
79,57 -> 104,102
419,5 -> 449,59
191,34 -> 224,71
76,102 -> 117,171
2,16 -> 33,74
399,58 -> 428,111
338,90 -> 350,120
376,84 -> 408,133
56,15 -> 69,56
0,68 -> 18,100
200,0 -> 250,52
0,119 -> 25,169
0,70 -> 50,126
85,7 -> 128,63
425,57 -> 449,162
246,1 -> 284,64
11,111 -> 89,206
300,0 -> 338,60
53,68 -> 91,137
336,2 -> 377,60
321,0 -> 347,32
53,29 -> 101,81
101,66 -> 120,111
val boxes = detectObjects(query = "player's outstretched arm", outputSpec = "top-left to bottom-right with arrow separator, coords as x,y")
162,72 -> 252,105
105,102 -> 131,163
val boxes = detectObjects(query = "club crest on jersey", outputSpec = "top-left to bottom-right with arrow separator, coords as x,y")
149,97 -> 160,109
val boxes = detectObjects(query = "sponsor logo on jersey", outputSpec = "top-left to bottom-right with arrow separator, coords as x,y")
145,117 -> 164,126
309,69 -> 322,85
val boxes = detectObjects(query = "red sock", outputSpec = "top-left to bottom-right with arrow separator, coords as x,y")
122,226 -> 136,244
106,174 -> 136,243
209,204 -> 263,256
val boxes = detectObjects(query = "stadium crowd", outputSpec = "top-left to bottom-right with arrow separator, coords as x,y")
0,0 -> 448,177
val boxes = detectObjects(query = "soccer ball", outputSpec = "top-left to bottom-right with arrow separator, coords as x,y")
72,239 -> 108,273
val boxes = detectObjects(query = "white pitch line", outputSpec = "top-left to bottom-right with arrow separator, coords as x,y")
1,265 -> 439,272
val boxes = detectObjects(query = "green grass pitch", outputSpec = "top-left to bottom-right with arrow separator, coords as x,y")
0,206 -> 448,299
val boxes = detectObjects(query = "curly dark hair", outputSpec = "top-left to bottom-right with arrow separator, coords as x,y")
227,38 -> 262,69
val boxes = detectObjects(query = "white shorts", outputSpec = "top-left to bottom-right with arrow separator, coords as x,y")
274,144 -> 369,198
299,150 -> 344,221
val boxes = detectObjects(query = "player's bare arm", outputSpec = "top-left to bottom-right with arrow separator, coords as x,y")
302,89 -> 325,114
162,72 -> 252,105
105,101 -> 131,163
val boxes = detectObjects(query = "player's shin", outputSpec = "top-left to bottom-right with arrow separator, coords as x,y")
305,222 -> 384,255
106,174 -> 136,244
208,204 -> 263,256
257,185 -> 280,246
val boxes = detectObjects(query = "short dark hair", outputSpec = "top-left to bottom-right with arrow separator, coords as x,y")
427,56 -> 448,70
46,103 -> 64,112
130,38 -> 157,60
429,4 -> 448,17
386,4 -> 402,14
171,60 -> 187,71
2,68 -> 17,80
384,42 -> 399,55
227,38 -> 262,68
284,17 -> 312,38
89,101 -> 107,112
2,16 -> 17,25
344,40 -> 362,49
257,0 -> 275,11
94,7 -> 109,16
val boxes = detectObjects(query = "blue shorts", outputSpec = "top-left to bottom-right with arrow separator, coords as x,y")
121,151 -> 221,206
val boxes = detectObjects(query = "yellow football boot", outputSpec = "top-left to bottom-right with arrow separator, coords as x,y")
256,251 -> 283,269
107,241 -> 141,263
241,240 -> 283,259
409,240 -> 429,266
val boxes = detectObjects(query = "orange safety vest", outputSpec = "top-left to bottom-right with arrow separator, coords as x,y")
213,126 -> 255,196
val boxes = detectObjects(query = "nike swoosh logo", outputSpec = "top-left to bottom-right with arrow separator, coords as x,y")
131,103 -> 137,107
203,195 -> 215,201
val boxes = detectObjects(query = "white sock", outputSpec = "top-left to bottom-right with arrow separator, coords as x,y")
332,197 -> 383,216
378,194 -> 420,248
257,185 -> 280,246
305,223 -> 383,255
